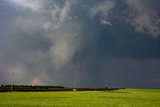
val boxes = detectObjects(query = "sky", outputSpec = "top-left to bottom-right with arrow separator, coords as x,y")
0,0 -> 160,89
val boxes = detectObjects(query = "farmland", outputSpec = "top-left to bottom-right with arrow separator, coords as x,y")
0,89 -> 160,107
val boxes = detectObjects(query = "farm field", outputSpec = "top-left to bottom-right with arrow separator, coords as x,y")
0,89 -> 160,107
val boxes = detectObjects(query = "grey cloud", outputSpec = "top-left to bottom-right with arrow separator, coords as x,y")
90,0 -> 115,26
124,0 -> 160,37
89,0 -> 160,37
40,0 -> 83,71
0,0 -> 83,85
7,0 -> 43,13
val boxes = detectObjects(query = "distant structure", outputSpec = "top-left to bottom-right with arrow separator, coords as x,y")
11,72 -> 14,92
73,88 -> 77,91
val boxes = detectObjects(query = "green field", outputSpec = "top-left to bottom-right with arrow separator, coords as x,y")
0,89 -> 160,107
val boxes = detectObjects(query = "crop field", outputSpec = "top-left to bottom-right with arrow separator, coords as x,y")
0,89 -> 160,107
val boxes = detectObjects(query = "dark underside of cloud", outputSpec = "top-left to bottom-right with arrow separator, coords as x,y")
0,0 -> 160,89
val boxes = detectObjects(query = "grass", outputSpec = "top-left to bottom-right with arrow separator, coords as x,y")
0,89 -> 160,107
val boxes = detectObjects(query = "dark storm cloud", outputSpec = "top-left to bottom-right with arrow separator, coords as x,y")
0,0 -> 160,88
124,0 -> 160,37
